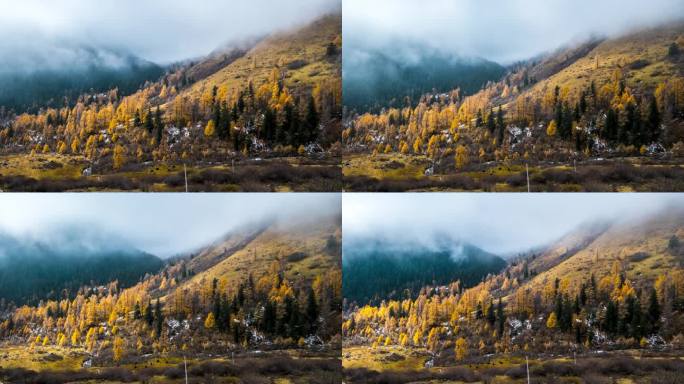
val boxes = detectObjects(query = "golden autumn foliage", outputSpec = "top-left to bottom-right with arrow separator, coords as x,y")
113,337 -> 124,362
455,337 -> 468,361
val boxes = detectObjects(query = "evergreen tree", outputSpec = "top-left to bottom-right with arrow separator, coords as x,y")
134,302 -> 142,320
278,103 -> 294,145
155,106 -> 163,146
496,298 -> 505,337
144,108 -> 154,133
579,92 -> 587,115
496,106 -> 505,146
647,288 -> 661,334
262,300 -> 277,334
263,107 -> 277,143
134,110 -> 142,127
621,103 -> 638,145
221,295 -> 231,334
303,96 -> 319,144
630,297 -> 643,339
486,299 -> 496,326
287,295 -> 301,338
306,289 -> 319,335
554,102 -> 563,135
605,299 -> 618,335
668,42 -> 680,57
154,298 -> 163,338
646,97 -> 661,143
622,295 -> 636,337
560,103 -> 573,140
475,302 -> 483,320
219,103 -> 231,141
145,300 -> 154,326
486,108 -> 496,134
605,108 -> 618,143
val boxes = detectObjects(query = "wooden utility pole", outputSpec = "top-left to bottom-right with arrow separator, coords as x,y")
526,356 -> 530,384
526,164 -> 530,192
184,357 -> 188,384
184,164 -> 188,193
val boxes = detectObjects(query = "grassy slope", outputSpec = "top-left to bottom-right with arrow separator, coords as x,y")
512,22 -> 684,104
0,345 -> 86,371
0,154 -> 87,179
176,215 -> 341,295
181,13 -> 341,102
515,208 -> 684,297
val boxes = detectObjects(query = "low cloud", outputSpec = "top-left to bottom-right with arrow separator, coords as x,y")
0,0 -> 340,72
344,0 -> 684,65
343,193 -> 684,257
0,194 -> 341,258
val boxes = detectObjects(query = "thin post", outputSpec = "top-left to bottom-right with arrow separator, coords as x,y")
526,164 -> 530,193
184,164 -> 188,193
526,356 -> 530,384
184,357 -> 188,384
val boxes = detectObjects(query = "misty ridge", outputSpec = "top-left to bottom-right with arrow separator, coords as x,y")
343,42 -> 505,112
0,41 -> 164,113
0,200 -> 343,307
343,231 -> 502,262
0,225 -> 164,306
342,234 -> 507,305
0,0 -> 341,115
342,0 -> 684,113
340,200 -> 684,307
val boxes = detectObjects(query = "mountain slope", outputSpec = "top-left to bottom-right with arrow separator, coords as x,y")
343,49 -> 505,112
0,232 -> 163,306
511,207 -> 684,299
0,13 -> 343,176
0,48 -> 164,113
182,13 -> 341,102
176,214 -> 341,296
343,241 -> 506,305
508,22 -> 684,107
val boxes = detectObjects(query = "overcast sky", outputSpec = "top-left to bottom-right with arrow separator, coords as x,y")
343,193 -> 684,257
0,193 -> 340,258
0,0 -> 339,68
344,0 -> 684,65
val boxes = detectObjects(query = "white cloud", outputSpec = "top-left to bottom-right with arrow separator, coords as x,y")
343,193 -> 684,256
0,0 -> 340,65
0,193 -> 340,257
344,0 -> 684,64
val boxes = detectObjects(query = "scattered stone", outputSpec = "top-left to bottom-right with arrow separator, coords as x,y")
42,353 -> 63,362
381,160 -> 404,170
383,353 -> 405,362
41,160 -> 62,169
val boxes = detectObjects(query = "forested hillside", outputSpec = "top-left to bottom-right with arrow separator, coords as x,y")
0,215 -> 342,370
0,48 -> 164,114
0,14 -> 342,191
343,208 -> 684,373
343,49 -> 504,112
343,22 -> 684,191
0,231 -> 163,306
343,241 -> 505,305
